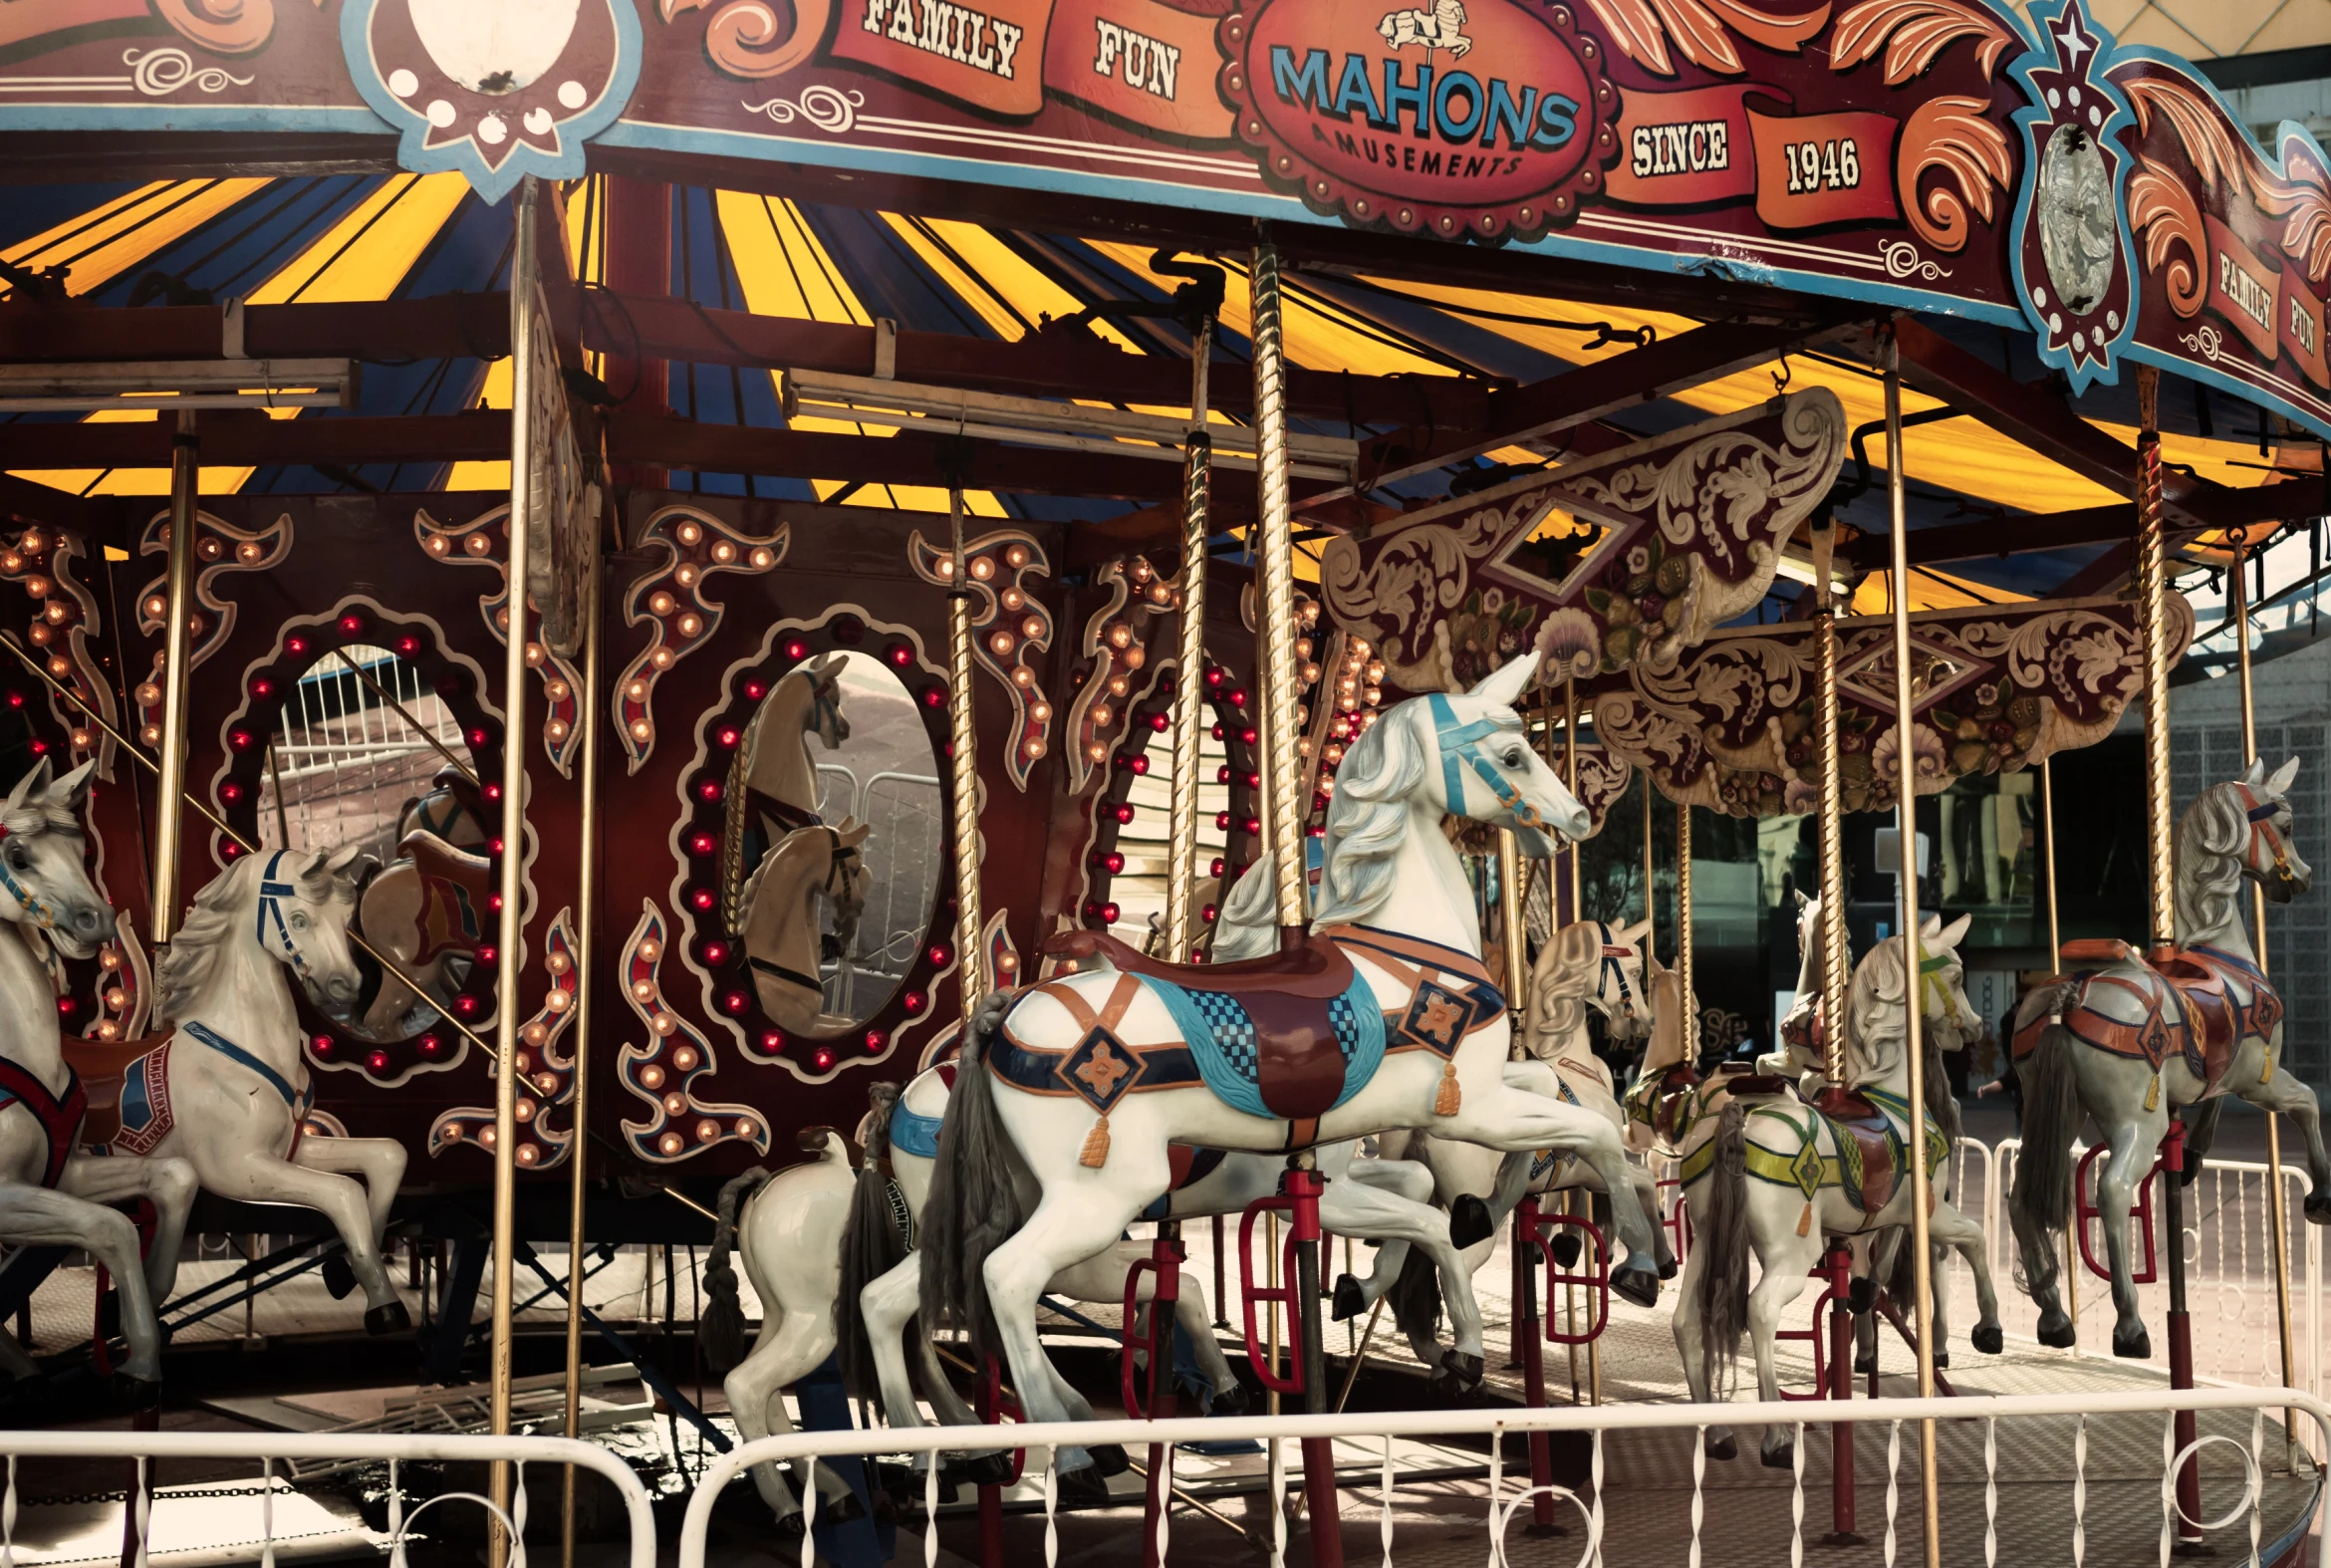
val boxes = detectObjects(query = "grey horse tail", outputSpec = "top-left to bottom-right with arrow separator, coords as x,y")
2011,1019 -> 2084,1231
838,1080 -> 910,1400
1387,1244 -> 1443,1351
1692,1100 -> 1753,1389
1923,1040 -> 1963,1147
700,1166 -> 775,1374
918,990 -> 1024,1366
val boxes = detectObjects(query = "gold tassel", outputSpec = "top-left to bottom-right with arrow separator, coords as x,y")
1796,1200 -> 1813,1237
1080,1114 -> 1111,1169
1434,1058 -> 1461,1116
2263,1048 -> 2275,1085
2145,1072 -> 2161,1113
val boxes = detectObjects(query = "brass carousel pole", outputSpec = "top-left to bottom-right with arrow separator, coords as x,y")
2226,533 -> 2300,1457
2039,757 -> 2078,1354
1644,768 -> 1658,958
1252,228 -> 1342,1567
1813,521 -> 1861,1544
1163,317 -> 1213,959
151,409 -> 200,942
487,175 -> 539,1568
947,486 -> 985,1004
1676,800 -> 1693,1055
560,543 -> 605,1568
1561,674 -> 1597,1405
1881,331 -> 1940,1568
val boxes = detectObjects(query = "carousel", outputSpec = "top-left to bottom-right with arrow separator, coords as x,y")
0,0 -> 2320,1564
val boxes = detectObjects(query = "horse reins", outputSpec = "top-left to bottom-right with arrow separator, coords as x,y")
1427,694 -> 1555,834
255,850 -> 318,985
0,821 -> 75,933
2234,783 -> 2295,881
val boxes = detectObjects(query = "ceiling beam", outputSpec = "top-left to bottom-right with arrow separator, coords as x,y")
0,474 -> 123,544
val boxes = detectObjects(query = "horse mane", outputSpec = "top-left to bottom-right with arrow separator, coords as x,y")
1311,706 -> 1425,927
2174,783 -> 2248,939
1211,854 -> 1282,960
1522,921 -> 1596,1060
1845,934 -> 1910,1082
154,852 -> 332,1024
0,791 -> 78,841
1633,962 -> 1687,1076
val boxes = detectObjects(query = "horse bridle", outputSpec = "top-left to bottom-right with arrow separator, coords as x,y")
747,828 -> 863,994
1914,939 -> 1961,1032
256,850 -> 320,985
1427,694 -> 1554,833
0,822 -> 78,933
2234,783 -> 2295,881
1592,920 -> 1636,1014
810,675 -> 846,743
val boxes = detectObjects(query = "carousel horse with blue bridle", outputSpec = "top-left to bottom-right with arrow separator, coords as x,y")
94,845 -> 413,1335
0,759 -> 198,1393
2011,757 -> 2328,1360
918,652 -> 1664,1490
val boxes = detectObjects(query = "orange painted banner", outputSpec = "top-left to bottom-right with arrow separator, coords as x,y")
2205,215 -> 2281,361
1746,109 -> 1899,230
2281,264 -> 2328,390
1606,86 -> 1763,207
833,0 -> 1057,119
1043,0 -> 1235,141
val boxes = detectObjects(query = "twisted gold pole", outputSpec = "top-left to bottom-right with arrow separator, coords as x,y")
1643,772 -> 1657,959
1249,236 -> 1305,930
1882,332 -> 1940,1568
1564,676 -> 1581,917
151,409 -> 199,944
1814,526 -> 1850,1087
2136,366 -> 2175,950
948,487 -> 986,1000
1675,799 -> 1693,1050
1164,320 -> 1214,959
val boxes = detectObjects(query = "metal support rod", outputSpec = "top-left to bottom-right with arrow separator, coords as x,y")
2040,757 -> 2079,1354
2135,365 -> 2176,952
1164,320 -> 1213,960
2228,532 -> 2302,1457
1643,771 -> 1657,961
1814,524 -> 1850,1086
487,173 -> 540,1568
1882,332 -> 1941,1568
1676,800 -> 1693,1058
151,409 -> 199,944
1564,677 -> 1581,918
0,631 -> 497,1057
1497,830 -> 1527,1016
337,649 -> 481,787
561,542 -> 605,1568
947,487 -> 986,1003
1249,235 -> 1306,932
264,742 -> 291,851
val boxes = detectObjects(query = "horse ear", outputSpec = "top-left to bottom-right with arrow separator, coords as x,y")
839,818 -> 873,848
1466,650 -> 1540,710
324,843 -> 372,882
6,757 -> 51,814
1616,917 -> 1651,949
1919,911 -> 1941,938
50,758 -> 96,813
2268,755 -> 2301,796
2244,756 -> 2268,786
1939,912 -> 1971,949
1792,888 -> 1808,913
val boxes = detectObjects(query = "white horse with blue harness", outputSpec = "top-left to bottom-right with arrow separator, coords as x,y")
109,845 -> 416,1335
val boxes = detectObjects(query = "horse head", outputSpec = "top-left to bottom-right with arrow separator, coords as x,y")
0,757 -> 110,959
825,816 -> 874,956
1845,911 -> 1973,1077
1591,917 -> 1653,1040
804,652 -> 851,751
253,844 -> 371,1009
2231,756 -> 2310,905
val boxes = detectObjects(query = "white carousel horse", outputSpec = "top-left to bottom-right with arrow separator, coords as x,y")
1383,916 -> 1678,1362
738,652 -> 849,840
0,760 -> 197,1391
2010,757 -> 2327,1358
113,846 -> 413,1335
919,652 -> 1662,1486
738,819 -> 870,1031
339,828 -> 491,1040
1666,928 -> 2002,1466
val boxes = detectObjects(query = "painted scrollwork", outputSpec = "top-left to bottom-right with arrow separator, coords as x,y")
1897,95 -> 2012,254
2130,160 -> 2208,316
616,901 -> 769,1163
1065,555 -> 1177,794
154,0 -> 278,54
1589,593 -> 2192,816
1580,0 -> 1831,78
662,0 -> 831,78
612,506 -> 787,775
907,528 -> 1057,791
428,909 -> 581,1169
1829,0 -> 2016,84
414,506 -> 592,778
132,509 -> 291,759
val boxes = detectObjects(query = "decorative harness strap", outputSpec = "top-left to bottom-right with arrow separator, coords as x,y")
0,1055 -> 83,1188
2235,784 -> 2295,881
255,852 -> 314,985
1595,922 -> 1636,1011
889,1099 -> 945,1161
0,821 -> 67,932
1006,972 -> 1145,1168
1426,694 -> 1553,833
184,1020 -> 308,1117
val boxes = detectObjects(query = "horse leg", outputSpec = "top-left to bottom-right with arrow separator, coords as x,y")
57,1154 -> 198,1303
1855,1231 -> 1892,1376
1931,1199 -> 2002,1354
0,1184 -> 162,1386
2094,1116 -> 2161,1358
2245,1038 -> 2331,1222
205,1155 -> 407,1335
1629,1164 -> 1677,1278
1169,1283 -> 1244,1411
1319,1174 -> 1484,1396
722,1316 -> 806,1523
2006,1173 -> 2073,1347
1746,1214 -> 1824,1467
860,1255 -> 939,1437
290,1139 -> 410,1331
1439,1085 -> 1661,1304
1331,1158 -> 1426,1319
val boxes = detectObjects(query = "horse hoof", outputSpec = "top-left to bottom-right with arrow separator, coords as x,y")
1847,1278 -> 1876,1314
1705,1431 -> 1737,1461
2179,1155 -> 2203,1188
365,1301 -> 412,1337
111,1373 -> 160,1409
823,1489 -> 869,1526
1659,1254 -> 1679,1280
1760,1438 -> 1795,1470
950,1452 -> 1016,1489
1209,1383 -> 1249,1417
1332,1274 -> 1367,1321
1549,1232 -> 1582,1268
322,1254 -> 358,1300
1427,1350 -> 1485,1400
1933,1350 -> 1949,1370
1612,1265 -> 1659,1310
2306,1189 -> 2331,1225
1089,1443 -> 1131,1477
1056,1466 -> 1112,1507
774,1511 -> 808,1542
1449,1194 -> 1493,1249
1853,1354 -> 1877,1377
1972,1324 -> 2003,1355
2114,1322 -> 2152,1360
2036,1311 -> 2076,1349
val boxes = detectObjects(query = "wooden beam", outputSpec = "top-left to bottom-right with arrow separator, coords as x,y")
0,410 -> 511,468
1851,482 -> 2313,573
0,475 -> 123,545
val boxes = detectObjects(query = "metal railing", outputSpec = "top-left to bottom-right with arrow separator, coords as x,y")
675,1388 -> 2329,1568
0,1430 -> 655,1568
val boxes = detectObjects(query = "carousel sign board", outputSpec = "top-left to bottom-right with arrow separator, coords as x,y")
6,0 -> 2331,430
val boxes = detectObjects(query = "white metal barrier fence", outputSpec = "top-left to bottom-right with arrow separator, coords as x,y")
0,1431 -> 656,1568
677,1389 -> 2329,1568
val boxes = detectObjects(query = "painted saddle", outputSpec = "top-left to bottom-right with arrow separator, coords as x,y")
2013,939 -> 2280,1096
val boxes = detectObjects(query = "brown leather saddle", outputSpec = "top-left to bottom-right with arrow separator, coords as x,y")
1814,1087 -> 1901,1215
61,1030 -> 166,1149
1042,926 -> 1358,1121
398,827 -> 493,960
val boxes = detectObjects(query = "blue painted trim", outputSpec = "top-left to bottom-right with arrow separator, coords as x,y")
0,105 -> 388,135
889,1100 -> 943,1160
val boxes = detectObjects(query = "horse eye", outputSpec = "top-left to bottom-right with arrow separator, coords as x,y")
1503,749 -> 1523,767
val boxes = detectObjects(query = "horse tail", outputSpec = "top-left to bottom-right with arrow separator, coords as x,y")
700,1166 -> 775,1375
1387,1243 -> 1443,1350
1923,1039 -> 1962,1147
1691,1100 -> 1753,1390
2011,1021 -> 2084,1232
838,1080 -> 909,1400
918,990 -> 1024,1365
